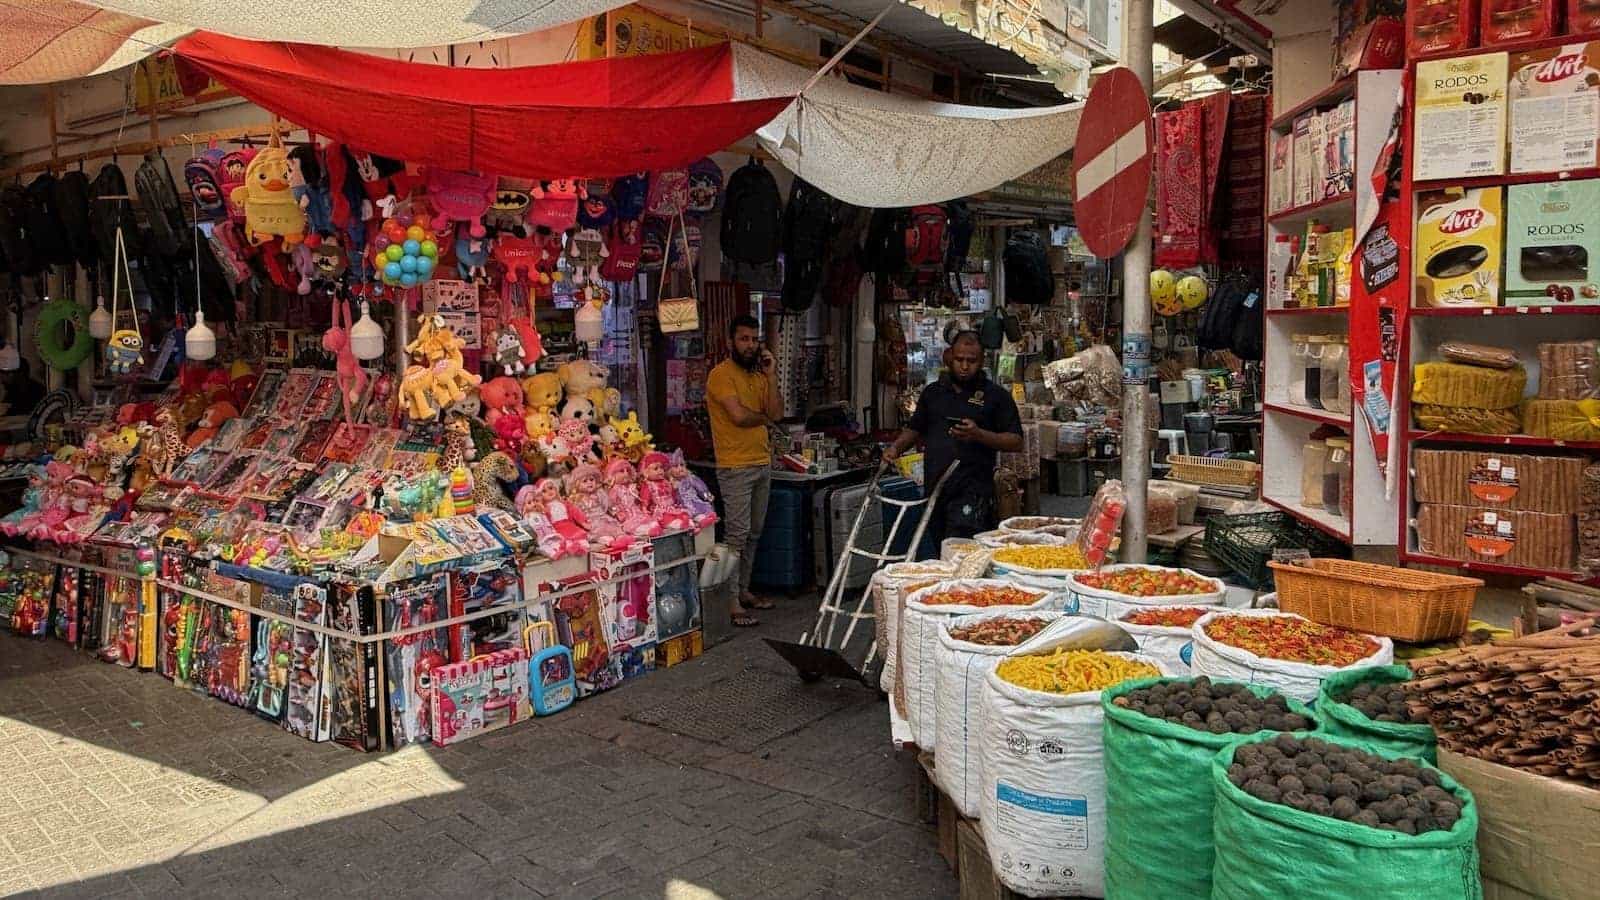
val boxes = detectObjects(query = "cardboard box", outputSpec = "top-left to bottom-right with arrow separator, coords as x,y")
1437,750 -> 1600,900
1572,0 -> 1600,34
1415,186 -> 1505,307
1509,42 -> 1600,175
655,629 -> 703,667
1481,0 -> 1556,46
1292,113 -> 1318,209
1416,53 -> 1509,181
1504,179 -> 1600,306
1411,447 -> 1586,513
1415,503 -> 1576,570
1408,0 -> 1479,56
1269,130 -> 1293,215
1325,100 -> 1356,198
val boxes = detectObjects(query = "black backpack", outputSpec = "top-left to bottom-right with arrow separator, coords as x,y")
1197,273 -> 1263,360
1002,230 -> 1053,304
0,186 -> 37,276
782,177 -> 835,265
91,163 -> 140,268
25,174 -> 72,268
944,199 -> 974,273
720,159 -> 782,264
863,208 -> 909,276
135,150 -> 186,258
53,170 -> 96,270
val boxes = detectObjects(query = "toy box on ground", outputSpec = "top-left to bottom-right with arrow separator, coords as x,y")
1505,180 -> 1600,306
429,647 -> 533,746
1415,186 -> 1505,307
618,642 -> 657,681
327,582 -> 383,751
651,531 -> 702,641
379,571 -> 451,747
591,543 -> 657,652
551,581 -> 618,698
656,629 -> 704,667
449,560 -> 524,660
1510,42 -> 1600,175
1414,54 -> 1508,182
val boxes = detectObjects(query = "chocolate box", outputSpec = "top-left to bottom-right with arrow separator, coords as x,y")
1573,0 -> 1600,34
1481,0 -> 1557,46
1408,0 -> 1479,57
1416,503 -> 1576,571
1414,186 -> 1504,307
1415,54 -> 1508,181
1509,42 -> 1600,174
1411,447 -> 1586,513
1504,179 -> 1600,306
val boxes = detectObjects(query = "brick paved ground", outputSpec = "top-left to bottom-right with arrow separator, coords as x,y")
0,598 -> 953,899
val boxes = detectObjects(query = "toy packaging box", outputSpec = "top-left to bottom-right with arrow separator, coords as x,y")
284,582 -> 333,742
1505,179 -> 1600,306
591,544 -> 657,653
448,561 -> 524,661
429,647 -> 533,746
195,569 -> 253,707
382,572 -> 450,747
552,583 -> 617,698
1509,42 -> 1600,175
1415,53 -> 1508,182
651,532 -> 702,642
246,573 -> 299,723
328,583 -> 383,752
1415,186 -> 1505,307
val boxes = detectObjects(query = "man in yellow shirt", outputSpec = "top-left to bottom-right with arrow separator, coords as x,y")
706,315 -> 782,627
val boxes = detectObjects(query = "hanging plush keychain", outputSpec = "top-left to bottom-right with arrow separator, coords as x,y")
232,126 -> 307,246
322,295 -> 369,423
104,227 -> 145,376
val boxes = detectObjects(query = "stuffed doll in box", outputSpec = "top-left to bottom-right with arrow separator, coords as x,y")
605,458 -> 662,538
667,450 -> 717,530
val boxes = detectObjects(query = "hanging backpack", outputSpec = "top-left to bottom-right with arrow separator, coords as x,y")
91,163 -> 140,271
53,170 -> 96,270
184,147 -> 227,223
685,157 -> 724,216
1197,273 -> 1263,360
219,147 -> 257,225
944,200 -> 974,272
781,178 -> 835,312
611,173 -> 650,221
646,169 -> 690,218
0,186 -> 36,276
601,217 -> 644,282
904,204 -> 948,286
1002,230 -> 1053,304
1230,287 -> 1263,361
136,150 -> 186,257
863,208 -> 909,277
25,174 -> 72,268
639,216 -> 669,272
720,159 -> 782,264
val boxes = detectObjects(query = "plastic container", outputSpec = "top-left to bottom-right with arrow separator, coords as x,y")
1322,437 -> 1350,519
1304,336 -> 1327,409
1319,336 -> 1350,415
1288,334 -> 1310,407
1301,439 -> 1328,508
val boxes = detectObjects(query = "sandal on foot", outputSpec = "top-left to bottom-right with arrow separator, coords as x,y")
731,612 -> 760,627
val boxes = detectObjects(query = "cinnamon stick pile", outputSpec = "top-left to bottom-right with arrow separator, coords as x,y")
1405,617 -> 1600,783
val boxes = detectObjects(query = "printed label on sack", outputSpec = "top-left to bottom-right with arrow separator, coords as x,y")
1068,591 -> 1106,618
1179,641 -> 1194,666
995,783 -> 1088,850
1465,511 -> 1515,558
1467,457 -> 1519,504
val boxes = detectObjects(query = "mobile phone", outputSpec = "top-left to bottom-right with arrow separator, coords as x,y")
945,416 -> 965,426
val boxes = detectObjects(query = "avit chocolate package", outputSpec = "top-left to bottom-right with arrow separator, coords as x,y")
1509,42 -> 1600,174
1415,186 -> 1504,307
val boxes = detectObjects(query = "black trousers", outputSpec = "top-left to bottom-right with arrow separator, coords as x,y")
919,474 -> 995,559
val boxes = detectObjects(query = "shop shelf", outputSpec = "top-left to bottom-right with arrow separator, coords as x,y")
1413,166 -> 1600,193
1406,430 -> 1600,451
1264,401 -> 1350,427
1263,494 -> 1351,542
1270,74 -> 1357,131
1410,31 -> 1600,65
1410,305 -> 1600,317
1266,305 -> 1349,317
1400,550 -> 1600,585
1266,191 -> 1354,227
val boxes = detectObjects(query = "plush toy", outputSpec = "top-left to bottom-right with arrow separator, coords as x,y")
323,300 -> 370,422
564,464 -> 630,549
555,417 -> 595,465
558,394 -> 596,427
534,230 -> 564,296
524,408 -> 556,447
232,141 -> 307,246
602,217 -> 644,282
426,168 -> 495,239
366,372 -> 396,426
148,409 -> 184,477
456,234 -> 491,283
480,376 -> 525,429
638,451 -> 692,531
470,451 -> 518,511
185,400 -> 239,449
219,148 -> 257,225
604,459 -> 661,538
558,358 -> 608,400
106,330 -> 144,375
287,144 -> 333,238
491,323 -> 532,376
568,227 -> 609,285
522,372 -> 564,418
399,365 -> 437,421
595,386 -> 623,421
668,449 -> 717,530
441,416 -> 476,471
493,234 -> 542,284
610,411 -> 653,463
487,178 -> 533,236
529,178 -> 586,233
492,414 -> 527,458
447,384 -> 482,420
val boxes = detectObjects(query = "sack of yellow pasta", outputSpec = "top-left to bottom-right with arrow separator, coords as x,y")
1411,403 -> 1522,435
1412,361 -> 1526,409
978,619 -> 1167,897
1522,398 -> 1600,441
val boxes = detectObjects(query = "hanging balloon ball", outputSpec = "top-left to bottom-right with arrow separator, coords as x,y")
1177,275 -> 1210,310
400,272 -> 418,287
416,257 -> 434,276
406,225 -> 426,242
396,212 -> 414,227
400,255 -> 418,274
386,244 -> 404,262
385,261 -> 403,280
374,234 -> 391,251
402,239 -> 420,257
1151,269 -> 1182,316
420,240 -> 438,259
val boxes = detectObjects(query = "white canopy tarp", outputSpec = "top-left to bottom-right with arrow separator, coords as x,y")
734,44 -> 1082,208
84,0 -> 628,48
1,1 -> 187,84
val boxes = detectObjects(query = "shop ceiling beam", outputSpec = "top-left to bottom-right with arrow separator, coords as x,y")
0,121 -> 296,180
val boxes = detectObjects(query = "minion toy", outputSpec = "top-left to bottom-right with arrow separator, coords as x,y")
105,330 -> 144,375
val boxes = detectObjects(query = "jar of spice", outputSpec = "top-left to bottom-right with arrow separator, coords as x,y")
1303,336 -> 1327,410
1302,438 -> 1329,507
1288,335 -> 1311,407
1323,437 -> 1351,519
1319,335 -> 1350,415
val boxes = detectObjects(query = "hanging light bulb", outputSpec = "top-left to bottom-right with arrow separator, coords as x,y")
186,309 -> 216,361
350,300 -> 386,361
575,299 -> 603,345
88,296 -> 112,340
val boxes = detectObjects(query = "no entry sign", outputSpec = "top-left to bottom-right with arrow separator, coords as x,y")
1073,67 -> 1152,260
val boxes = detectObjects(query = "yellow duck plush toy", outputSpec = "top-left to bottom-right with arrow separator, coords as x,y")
233,142 -> 307,246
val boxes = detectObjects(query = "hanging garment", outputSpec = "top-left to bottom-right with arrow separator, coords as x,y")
1199,90 -> 1231,266
1154,104 -> 1204,270
1222,93 -> 1269,270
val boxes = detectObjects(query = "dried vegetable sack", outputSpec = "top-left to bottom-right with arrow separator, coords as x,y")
979,647 -> 1166,898
1101,678 -> 1318,900
931,610 -> 1064,817
1190,608 -> 1394,702
1116,606 -> 1211,672
1065,564 -> 1225,620
899,579 -> 1055,749
869,562 -> 954,703
1210,734 -> 1482,900
1316,665 -> 1438,764
1537,340 -> 1600,400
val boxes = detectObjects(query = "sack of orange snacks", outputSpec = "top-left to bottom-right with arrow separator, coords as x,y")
1116,605 -> 1214,673
900,579 -> 1059,750
1066,564 -> 1225,620
1190,607 -> 1393,702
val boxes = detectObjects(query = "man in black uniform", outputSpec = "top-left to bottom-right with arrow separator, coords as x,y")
882,330 -> 1024,553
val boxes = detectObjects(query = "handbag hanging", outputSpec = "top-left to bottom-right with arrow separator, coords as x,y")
657,212 -> 700,334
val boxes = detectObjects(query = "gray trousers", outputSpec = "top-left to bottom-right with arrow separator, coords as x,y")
719,465 -> 772,594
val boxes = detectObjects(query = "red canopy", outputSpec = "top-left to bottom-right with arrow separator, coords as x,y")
174,33 -> 795,179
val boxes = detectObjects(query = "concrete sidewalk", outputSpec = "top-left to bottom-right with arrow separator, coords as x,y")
0,597 -> 952,899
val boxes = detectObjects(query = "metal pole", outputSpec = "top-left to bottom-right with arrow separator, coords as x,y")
1119,0 -> 1155,564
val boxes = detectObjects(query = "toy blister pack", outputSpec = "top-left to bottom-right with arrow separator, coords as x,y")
590,545 -> 657,653
195,570 -> 252,707
249,577 -> 297,723
651,531 -> 701,641
92,543 -> 141,667
328,583 -> 382,752
449,561 -> 523,661
284,582 -> 333,741
553,584 -> 617,698
429,647 -> 533,746
3,556 -> 55,637
383,572 -> 450,746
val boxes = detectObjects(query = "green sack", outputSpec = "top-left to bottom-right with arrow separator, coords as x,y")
1211,733 -> 1482,900
1101,677 -> 1317,900
1316,665 -> 1438,764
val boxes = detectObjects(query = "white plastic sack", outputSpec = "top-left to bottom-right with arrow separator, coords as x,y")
1115,618 -> 1196,673
1066,565 -> 1225,620
941,538 -> 981,563
976,529 -> 1069,549
999,516 -> 1081,533
872,561 -> 957,698
1189,608 -> 1395,703
978,630 -> 1166,898
901,579 -> 1056,750
932,609 -> 1065,818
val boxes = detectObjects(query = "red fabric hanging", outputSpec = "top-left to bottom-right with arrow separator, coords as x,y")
173,33 -> 795,179
1153,104 -> 1203,269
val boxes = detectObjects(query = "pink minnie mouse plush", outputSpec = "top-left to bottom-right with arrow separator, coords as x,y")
603,459 -> 661,538
426,168 -> 495,239
638,451 -> 692,531
668,449 -> 717,531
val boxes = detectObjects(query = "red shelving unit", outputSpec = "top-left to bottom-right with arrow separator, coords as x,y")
1408,431 -> 1600,451
1266,306 -> 1349,317
1410,305 -> 1600,317
1399,551 -> 1600,585
1269,73 -> 1356,131
1263,496 -> 1350,542
1266,191 -> 1355,226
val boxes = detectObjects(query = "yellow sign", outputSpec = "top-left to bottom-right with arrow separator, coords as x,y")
578,5 -> 719,60
992,153 -> 1073,204
134,57 -> 229,110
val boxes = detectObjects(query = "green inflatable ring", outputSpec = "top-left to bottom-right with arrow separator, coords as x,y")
33,298 -> 92,371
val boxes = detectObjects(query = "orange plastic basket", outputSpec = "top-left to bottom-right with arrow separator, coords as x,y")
1267,558 -> 1481,642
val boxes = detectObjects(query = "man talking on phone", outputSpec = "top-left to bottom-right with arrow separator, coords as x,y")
882,330 -> 1024,554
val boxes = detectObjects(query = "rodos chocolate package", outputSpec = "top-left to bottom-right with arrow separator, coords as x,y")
1415,53 -> 1508,181
1504,179 -> 1600,306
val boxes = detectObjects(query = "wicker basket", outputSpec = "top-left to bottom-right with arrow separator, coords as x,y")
1167,454 -> 1260,487
1267,558 -> 1482,642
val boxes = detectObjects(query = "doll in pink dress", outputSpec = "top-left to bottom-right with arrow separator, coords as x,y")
514,482 -> 587,559
604,459 -> 662,538
565,464 -> 632,549
668,449 -> 718,531
637,452 -> 692,532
